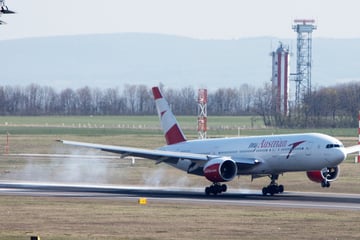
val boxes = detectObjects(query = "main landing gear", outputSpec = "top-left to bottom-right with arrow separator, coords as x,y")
262,174 -> 284,196
205,183 -> 227,195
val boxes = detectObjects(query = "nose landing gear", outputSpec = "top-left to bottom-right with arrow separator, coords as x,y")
321,180 -> 330,188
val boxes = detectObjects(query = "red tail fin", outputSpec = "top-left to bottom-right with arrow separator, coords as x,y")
152,87 -> 187,145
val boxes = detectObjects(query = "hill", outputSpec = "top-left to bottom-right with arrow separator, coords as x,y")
0,33 -> 359,90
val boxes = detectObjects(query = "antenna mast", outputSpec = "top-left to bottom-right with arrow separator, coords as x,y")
292,19 -> 316,106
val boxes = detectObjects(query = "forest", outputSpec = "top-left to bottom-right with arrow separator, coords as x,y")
0,82 -> 359,128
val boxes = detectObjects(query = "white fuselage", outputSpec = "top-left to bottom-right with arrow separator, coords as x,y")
159,133 -> 346,176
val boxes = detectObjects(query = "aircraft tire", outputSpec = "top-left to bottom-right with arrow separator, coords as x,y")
205,187 -> 211,195
262,185 -> 284,196
321,181 -> 330,188
205,184 -> 227,195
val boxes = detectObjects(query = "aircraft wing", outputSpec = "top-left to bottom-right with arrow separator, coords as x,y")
58,140 -> 211,164
345,144 -> 360,155
57,140 -> 260,167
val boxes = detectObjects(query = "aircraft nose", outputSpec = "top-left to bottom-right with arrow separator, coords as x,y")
329,148 -> 346,165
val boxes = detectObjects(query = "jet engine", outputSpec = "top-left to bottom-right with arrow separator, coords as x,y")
306,166 -> 340,187
203,157 -> 237,182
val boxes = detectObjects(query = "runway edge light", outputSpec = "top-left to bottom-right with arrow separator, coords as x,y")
138,198 -> 147,205
30,236 -> 40,240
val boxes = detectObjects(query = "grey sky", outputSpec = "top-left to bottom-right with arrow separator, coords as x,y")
0,0 -> 359,40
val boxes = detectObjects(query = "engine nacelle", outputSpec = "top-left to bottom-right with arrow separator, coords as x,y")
203,157 -> 237,182
306,166 -> 340,183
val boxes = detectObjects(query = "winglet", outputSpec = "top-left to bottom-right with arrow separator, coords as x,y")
345,144 -> 360,155
152,87 -> 187,145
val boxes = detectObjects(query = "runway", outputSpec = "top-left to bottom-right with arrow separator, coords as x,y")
1,181 -> 359,210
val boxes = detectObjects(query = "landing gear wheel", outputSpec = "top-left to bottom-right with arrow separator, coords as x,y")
262,187 -> 267,196
321,181 -> 330,188
204,183 -> 227,195
221,184 -> 227,192
262,185 -> 284,196
262,175 -> 284,196
278,185 -> 284,193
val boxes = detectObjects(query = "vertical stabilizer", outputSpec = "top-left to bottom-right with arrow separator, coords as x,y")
152,87 -> 187,145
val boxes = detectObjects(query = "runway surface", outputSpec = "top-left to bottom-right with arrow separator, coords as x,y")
1,181 -> 359,210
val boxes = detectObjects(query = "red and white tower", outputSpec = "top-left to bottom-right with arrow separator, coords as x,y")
198,89 -> 207,139
358,110 -> 360,163
271,43 -> 290,116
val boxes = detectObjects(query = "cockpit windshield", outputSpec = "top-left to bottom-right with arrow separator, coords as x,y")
326,144 -> 343,149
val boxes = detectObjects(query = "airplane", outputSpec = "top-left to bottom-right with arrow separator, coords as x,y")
0,0 -> 15,25
58,86 -> 360,196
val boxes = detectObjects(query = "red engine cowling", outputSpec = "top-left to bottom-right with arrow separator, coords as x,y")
203,158 -> 237,182
306,166 -> 340,183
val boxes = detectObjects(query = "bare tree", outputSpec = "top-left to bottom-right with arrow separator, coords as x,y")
60,88 -> 77,115
77,86 -> 92,115
253,83 -> 273,126
0,82 -> 358,128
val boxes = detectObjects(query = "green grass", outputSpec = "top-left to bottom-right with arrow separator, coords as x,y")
0,115 -> 358,138
0,126 -> 163,136
0,115 -> 258,129
0,115 -> 160,128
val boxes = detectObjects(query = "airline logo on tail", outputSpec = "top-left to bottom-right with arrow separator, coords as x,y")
152,87 -> 187,145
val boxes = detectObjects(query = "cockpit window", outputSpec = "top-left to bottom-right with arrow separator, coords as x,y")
326,144 -> 342,149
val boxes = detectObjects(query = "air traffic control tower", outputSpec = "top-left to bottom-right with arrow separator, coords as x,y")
292,19 -> 316,106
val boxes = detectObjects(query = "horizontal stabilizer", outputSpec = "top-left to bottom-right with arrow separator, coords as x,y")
1,8 -> 15,14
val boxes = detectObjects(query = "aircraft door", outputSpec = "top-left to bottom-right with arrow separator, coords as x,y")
305,142 -> 313,156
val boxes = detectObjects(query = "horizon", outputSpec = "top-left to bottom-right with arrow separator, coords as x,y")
2,32 -> 360,42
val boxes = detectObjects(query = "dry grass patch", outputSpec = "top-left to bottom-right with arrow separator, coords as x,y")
0,196 -> 359,240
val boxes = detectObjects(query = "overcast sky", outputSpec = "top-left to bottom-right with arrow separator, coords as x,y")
0,0 -> 359,40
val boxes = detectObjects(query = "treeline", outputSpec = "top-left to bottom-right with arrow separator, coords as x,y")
0,84 -> 154,116
302,82 -> 360,127
0,82 -> 359,128
254,82 -> 360,128
0,83 -> 255,116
